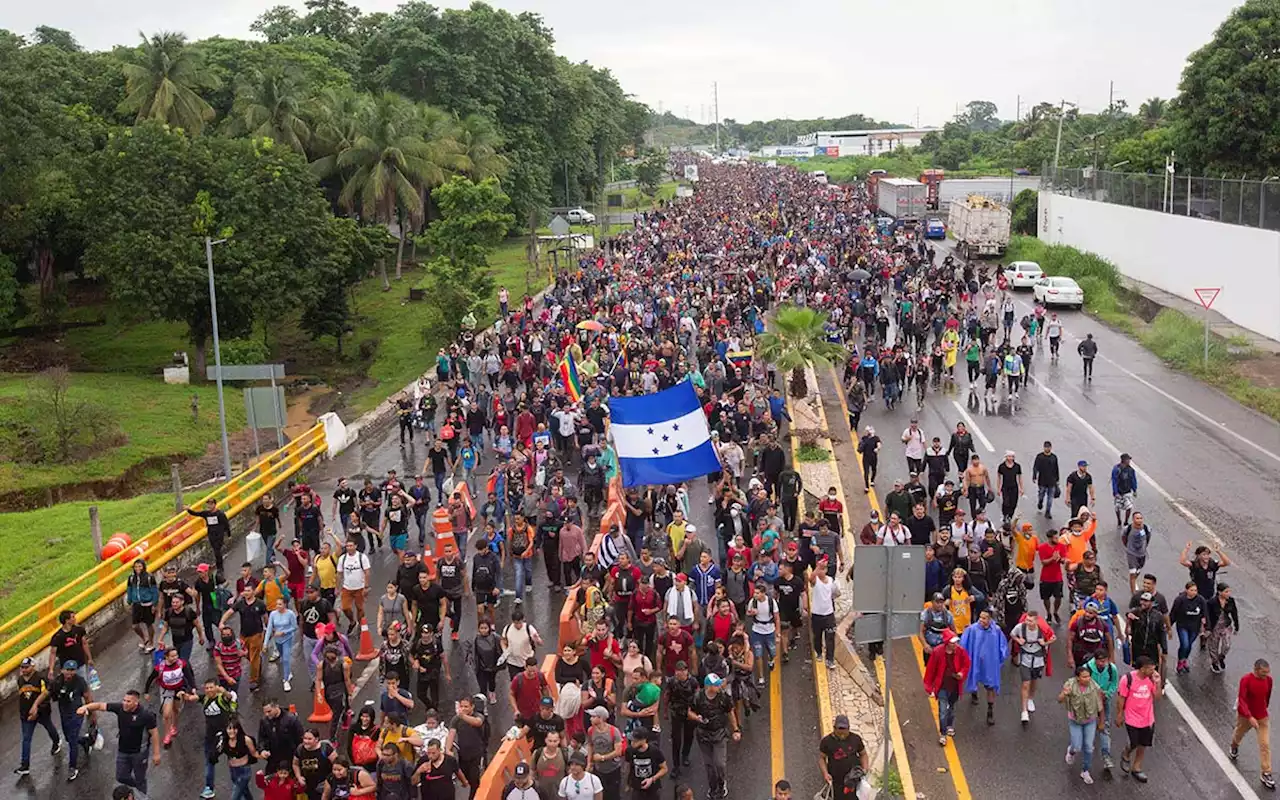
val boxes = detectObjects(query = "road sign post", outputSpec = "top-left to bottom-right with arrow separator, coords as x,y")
1194,288 -> 1221,370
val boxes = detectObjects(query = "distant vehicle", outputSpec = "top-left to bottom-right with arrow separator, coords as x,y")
947,195 -> 1010,259
812,170 -> 829,184
1033,276 -> 1085,309
1003,260 -> 1044,289
924,218 -> 947,239
566,207 -> 596,224
875,178 -> 927,223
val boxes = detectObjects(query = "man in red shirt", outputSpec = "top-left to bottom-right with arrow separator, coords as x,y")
657,617 -> 697,676
1231,658 -> 1274,790
1037,532 -> 1070,624
629,581 -> 662,660
584,619 -> 622,681
508,657 -> 549,722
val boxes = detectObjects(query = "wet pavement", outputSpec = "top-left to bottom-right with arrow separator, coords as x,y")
2,408 -> 822,798
815,238 -> 1280,799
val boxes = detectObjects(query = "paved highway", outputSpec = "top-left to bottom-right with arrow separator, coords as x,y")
2,410 -> 822,799
822,236 -> 1279,799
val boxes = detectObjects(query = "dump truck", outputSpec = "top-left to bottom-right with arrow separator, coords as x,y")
947,194 -> 1011,258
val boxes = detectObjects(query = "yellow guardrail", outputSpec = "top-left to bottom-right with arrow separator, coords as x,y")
0,422 -> 329,678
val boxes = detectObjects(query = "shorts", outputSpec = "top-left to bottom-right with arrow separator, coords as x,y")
390,533 -> 408,551
475,589 -> 497,607
781,609 -> 802,629
340,587 -> 366,613
160,688 -> 180,704
749,629 -> 777,659
1126,552 -> 1147,573
288,582 -> 305,602
1019,665 -> 1045,682
1125,723 -> 1154,748
132,604 -> 155,625
1114,492 -> 1134,513
1039,581 -> 1063,601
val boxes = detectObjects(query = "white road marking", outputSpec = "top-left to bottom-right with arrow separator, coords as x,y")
950,400 -> 995,452
1007,292 -> 1280,466
1164,683 -> 1263,800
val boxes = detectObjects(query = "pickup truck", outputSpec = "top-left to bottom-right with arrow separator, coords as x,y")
566,207 -> 596,224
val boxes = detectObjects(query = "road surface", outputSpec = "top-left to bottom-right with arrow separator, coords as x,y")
820,236 -> 1279,799
2,412 -> 822,799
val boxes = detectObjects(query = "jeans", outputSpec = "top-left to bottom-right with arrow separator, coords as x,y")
176,637 -> 194,662
116,748 -> 150,794
937,688 -> 957,734
698,738 -> 728,792
1177,626 -> 1200,660
812,613 -> 836,661
20,714 -> 58,766
60,712 -> 83,768
262,533 -> 276,567
514,556 -> 533,599
1068,718 -> 1098,771
1099,695 -> 1113,757
303,635 -> 319,680
433,472 -> 447,504
204,737 -> 218,789
230,763 -> 253,800
455,529 -> 468,557
670,715 -> 696,763
414,512 -> 428,545
275,632 -> 295,681
1037,484 -> 1055,515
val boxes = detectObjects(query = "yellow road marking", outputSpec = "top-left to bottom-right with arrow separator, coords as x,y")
770,650 -> 786,785
832,366 -> 973,800
874,655 -> 919,800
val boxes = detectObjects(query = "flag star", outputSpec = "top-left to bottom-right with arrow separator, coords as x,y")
662,434 -> 669,441
647,427 -> 654,435
676,443 -> 684,451
652,447 -> 660,455
672,423 -> 680,431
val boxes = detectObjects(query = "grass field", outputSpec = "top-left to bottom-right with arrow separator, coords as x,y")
0,493 -> 174,625
0,373 -> 248,496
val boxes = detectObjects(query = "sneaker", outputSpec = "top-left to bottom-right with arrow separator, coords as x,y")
283,679 -> 292,692
67,768 -> 79,783
1132,771 -> 1148,783
1102,755 -> 1114,771
1081,771 -> 1093,785
756,677 -> 765,688
945,727 -> 955,737
144,645 -> 156,654
1262,772 -> 1275,790
451,632 -> 459,641
825,659 -> 836,669
51,739 -> 62,756
13,766 -> 29,777
1027,699 -> 1036,713
1020,710 -> 1029,724
1065,747 -> 1075,764
1229,744 -> 1239,761
201,787 -> 216,798
269,650 -> 280,663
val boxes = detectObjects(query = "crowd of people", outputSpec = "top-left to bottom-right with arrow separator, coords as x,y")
12,158 -> 1271,800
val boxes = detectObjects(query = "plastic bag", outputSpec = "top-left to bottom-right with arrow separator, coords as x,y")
87,666 -> 102,691
245,531 -> 264,564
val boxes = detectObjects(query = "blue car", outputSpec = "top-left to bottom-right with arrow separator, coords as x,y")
924,218 -> 946,239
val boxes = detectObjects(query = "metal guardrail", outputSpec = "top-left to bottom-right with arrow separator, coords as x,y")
0,423 -> 329,677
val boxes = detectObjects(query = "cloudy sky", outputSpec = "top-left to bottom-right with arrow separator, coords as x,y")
7,0 -> 1244,126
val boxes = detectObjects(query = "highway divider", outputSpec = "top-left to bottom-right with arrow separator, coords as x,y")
0,422 -> 329,679
474,654 -> 559,800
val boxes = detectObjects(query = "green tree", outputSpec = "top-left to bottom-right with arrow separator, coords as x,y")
0,253 -> 19,329
1108,127 -> 1177,174
1174,0 -> 1280,174
961,100 -> 1000,132
421,176 -> 515,314
636,151 -> 666,194
226,67 -> 312,152
456,113 -> 508,180
250,6 -> 306,43
756,305 -> 846,399
119,31 -> 219,134
1138,97 -> 1167,129
32,26 -> 81,52
1010,189 -> 1038,235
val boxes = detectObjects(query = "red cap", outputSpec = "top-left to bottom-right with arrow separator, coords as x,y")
675,572 -> 688,581
196,563 -> 210,572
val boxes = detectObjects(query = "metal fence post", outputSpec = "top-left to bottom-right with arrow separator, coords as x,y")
172,464 -> 184,514
90,506 -> 102,559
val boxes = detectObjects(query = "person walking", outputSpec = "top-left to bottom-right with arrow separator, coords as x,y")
50,658 -> 93,782
76,690 -> 161,795
14,656 -> 59,778
1059,664 -> 1105,784
960,609 -> 1009,726
1076,333 -> 1097,382
1229,659 -> 1274,790
1031,441 -> 1060,520
689,673 -> 740,799
1116,655 -> 1163,783
264,597 -> 299,692
922,629 -> 970,746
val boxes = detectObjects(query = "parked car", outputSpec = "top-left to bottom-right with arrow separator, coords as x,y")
566,207 -> 596,224
1004,260 -> 1044,289
1033,275 -> 1085,309
924,218 -> 946,239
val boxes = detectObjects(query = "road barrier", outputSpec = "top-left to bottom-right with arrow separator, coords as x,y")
0,423 -> 329,678
473,654 -> 559,800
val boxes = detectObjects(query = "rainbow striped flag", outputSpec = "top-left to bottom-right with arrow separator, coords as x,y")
559,352 -> 585,403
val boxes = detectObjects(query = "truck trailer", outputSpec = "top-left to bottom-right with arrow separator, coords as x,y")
947,195 -> 1011,259
875,177 -> 928,224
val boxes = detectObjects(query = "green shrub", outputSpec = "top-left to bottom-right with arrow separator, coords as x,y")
1140,309 -> 1234,370
219,337 -> 270,366
797,443 -> 830,463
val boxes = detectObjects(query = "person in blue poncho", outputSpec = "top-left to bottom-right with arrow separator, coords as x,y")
960,608 -> 1010,726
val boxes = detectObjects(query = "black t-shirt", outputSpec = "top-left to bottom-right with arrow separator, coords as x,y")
49,625 -> 89,664
775,574 -> 805,615
525,712 -> 565,750
50,672 -> 88,710
627,744 -> 667,789
295,742 -> 335,788
299,598 -> 333,640
450,715 -> 487,760
333,487 -> 357,517
1189,560 -> 1221,599
255,504 -> 281,536
166,607 -> 198,644
410,583 -> 446,627
691,690 -> 734,742
413,637 -> 445,676
106,702 -> 158,754
359,488 -> 382,517
997,462 -> 1022,498
437,558 -> 465,598
1066,471 -> 1092,503
820,732 -> 865,777
232,597 -> 267,638
904,514 -> 937,546
428,448 -> 451,475
414,754 -> 460,800
373,757 -> 414,800
158,578 -> 191,609
17,673 -> 50,717
296,505 -> 323,537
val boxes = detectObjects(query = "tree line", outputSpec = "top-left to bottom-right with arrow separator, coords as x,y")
0,0 -> 648,370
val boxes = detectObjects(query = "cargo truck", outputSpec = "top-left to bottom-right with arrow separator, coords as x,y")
947,195 -> 1011,259
875,177 -> 928,224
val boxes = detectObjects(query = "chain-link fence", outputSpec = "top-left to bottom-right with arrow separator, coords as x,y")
1042,167 -> 1280,231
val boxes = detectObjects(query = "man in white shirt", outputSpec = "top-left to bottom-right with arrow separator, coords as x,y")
807,558 -> 841,669
337,539 -> 371,633
877,512 -> 910,546
558,752 -> 603,799
902,419 -> 927,475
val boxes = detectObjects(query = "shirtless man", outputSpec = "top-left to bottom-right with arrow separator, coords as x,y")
961,454 -> 994,519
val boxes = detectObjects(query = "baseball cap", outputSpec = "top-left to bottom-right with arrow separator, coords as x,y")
588,707 -> 611,719
540,696 -> 555,707
1140,591 -> 1154,602
675,572 -> 688,582
569,753 -> 588,767
870,509 -> 880,519
62,660 -> 80,670
196,563 -> 210,573
1004,450 -> 1015,457
20,657 -> 35,668
1084,601 -> 1101,612
834,714 -> 851,730
704,673 -> 723,687
1077,460 -> 1088,467
514,763 -> 531,778
932,592 -> 945,602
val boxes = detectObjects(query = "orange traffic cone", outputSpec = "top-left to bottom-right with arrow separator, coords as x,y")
354,620 -> 378,661
288,704 -> 297,715
308,692 -> 332,723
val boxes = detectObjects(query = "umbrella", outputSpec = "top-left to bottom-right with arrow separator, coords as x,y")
850,268 -> 871,281
576,320 -> 606,332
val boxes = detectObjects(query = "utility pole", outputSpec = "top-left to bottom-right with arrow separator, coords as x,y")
205,236 -> 232,482
1109,80 -> 1114,114
1052,100 -> 1071,177
1016,94 -> 1021,123
713,82 -> 720,153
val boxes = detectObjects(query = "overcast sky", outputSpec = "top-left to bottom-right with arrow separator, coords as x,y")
7,0 -> 1244,126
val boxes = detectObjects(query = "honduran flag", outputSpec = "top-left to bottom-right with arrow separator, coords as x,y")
608,381 -> 721,488
558,352 -> 585,403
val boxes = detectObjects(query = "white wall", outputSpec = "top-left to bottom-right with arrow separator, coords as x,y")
1038,191 -> 1280,342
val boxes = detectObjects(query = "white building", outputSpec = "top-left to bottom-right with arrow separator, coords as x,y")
796,128 -> 938,157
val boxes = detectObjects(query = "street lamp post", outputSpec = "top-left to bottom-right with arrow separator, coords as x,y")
205,236 -> 232,481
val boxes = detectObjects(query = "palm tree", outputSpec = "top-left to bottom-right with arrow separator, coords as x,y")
456,113 -> 508,180
756,305 -> 847,399
226,68 -> 311,153
1138,97 -> 1167,129
119,31 -> 219,135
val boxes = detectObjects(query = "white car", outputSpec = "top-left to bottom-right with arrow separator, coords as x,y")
1033,276 -> 1085,309
565,207 -> 596,224
1004,260 -> 1044,289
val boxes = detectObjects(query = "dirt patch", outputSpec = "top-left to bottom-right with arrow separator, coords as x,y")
1234,352 -> 1280,390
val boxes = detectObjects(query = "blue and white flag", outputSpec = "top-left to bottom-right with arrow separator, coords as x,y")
609,381 -> 720,488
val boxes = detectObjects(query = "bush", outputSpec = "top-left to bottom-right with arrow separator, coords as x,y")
1010,189 -> 1038,235
797,443 -> 830,463
10,367 -> 122,465
218,337 -> 270,366
1139,309 -> 1234,370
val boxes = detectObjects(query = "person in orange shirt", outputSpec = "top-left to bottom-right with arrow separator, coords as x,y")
1064,510 -> 1097,566
1012,522 -> 1040,575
